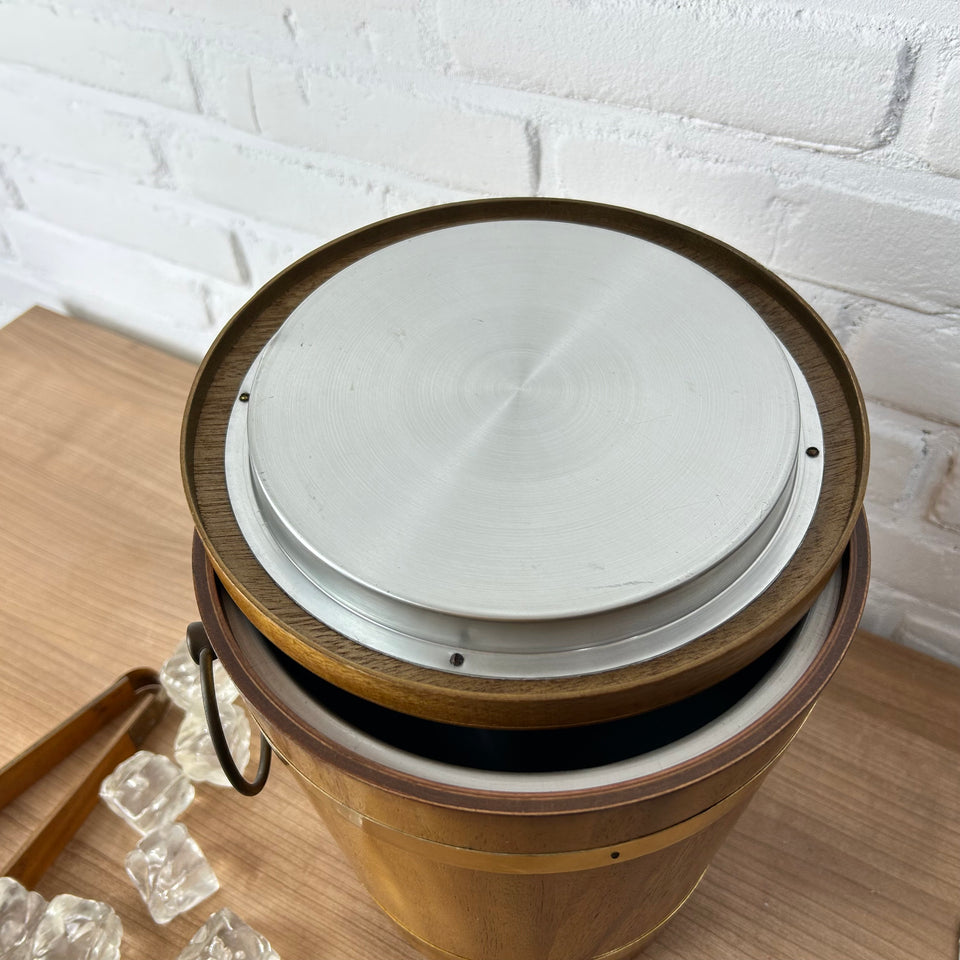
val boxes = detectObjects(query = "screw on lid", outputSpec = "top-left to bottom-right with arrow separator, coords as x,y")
183,197 -> 867,727
225,219 -> 822,680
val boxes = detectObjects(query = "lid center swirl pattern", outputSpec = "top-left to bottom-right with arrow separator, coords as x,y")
225,219 -> 821,678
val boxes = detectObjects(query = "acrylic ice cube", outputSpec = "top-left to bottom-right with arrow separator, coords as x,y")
160,638 -> 239,712
177,908 -> 280,960
99,750 -> 195,835
0,876 -> 46,960
30,894 -> 122,960
125,822 -> 219,925
174,701 -> 250,788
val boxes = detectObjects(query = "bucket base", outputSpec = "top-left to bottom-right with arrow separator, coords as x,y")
385,868 -> 708,960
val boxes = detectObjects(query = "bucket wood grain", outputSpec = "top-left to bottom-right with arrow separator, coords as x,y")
193,515 -> 869,960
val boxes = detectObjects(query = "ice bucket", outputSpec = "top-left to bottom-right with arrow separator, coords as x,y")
181,198 -> 869,958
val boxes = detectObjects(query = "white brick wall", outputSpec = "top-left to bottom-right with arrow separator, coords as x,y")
844,303 -> 960,425
441,3 -> 918,150
249,64 -> 533,193
542,136 -> 783,262
12,161 -> 245,282
5,211 -> 226,355
0,0 -> 957,662
926,56 -> 960,178
932,454 -> 960,532
773,186 -> 960,313
0,5 -> 196,111
0,69 -> 159,178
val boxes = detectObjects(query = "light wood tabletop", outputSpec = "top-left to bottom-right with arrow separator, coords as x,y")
0,306 -> 957,960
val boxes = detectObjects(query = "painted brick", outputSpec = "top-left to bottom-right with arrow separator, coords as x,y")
193,46 -> 260,135
12,162 -> 244,282
438,2 -> 910,149
84,294 -> 223,361
547,136 -> 781,262
0,72 -> 158,179
204,280 -> 256,338
893,610 -> 960,665
380,178 -> 478,216
231,187 -> 476,292
860,580 -> 960,664
117,0 -> 419,64
120,0 -> 297,46
866,407 -> 931,509
0,222 -> 13,261
925,56 -> 960,179
858,579 -> 907,638
0,299 -> 27,329
931,453 -> 960,532
758,0 -> 959,29
0,5 -> 195,111
868,516 -> 960,612
774,186 -> 960,314
293,0 -> 426,65
844,304 -> 960,426
167,135 -> 386,236
251,65 -> 531,193
0,263 -> 61,324
234,224 -> 320,288
167,134 -> 470,237
780,279 -> 866,346
6,212 -> 215,350
0,164 -> 20,208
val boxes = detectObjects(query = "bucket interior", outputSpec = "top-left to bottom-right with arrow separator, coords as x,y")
214,562 -> 844,791
264,631 -> 794,773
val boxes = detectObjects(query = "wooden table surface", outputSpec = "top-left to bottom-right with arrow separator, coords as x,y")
0,306 -> 957,960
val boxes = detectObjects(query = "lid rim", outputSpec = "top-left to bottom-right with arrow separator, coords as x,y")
181,196 -> 869,728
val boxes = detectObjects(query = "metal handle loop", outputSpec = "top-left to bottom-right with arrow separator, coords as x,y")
185,621 -> 271,796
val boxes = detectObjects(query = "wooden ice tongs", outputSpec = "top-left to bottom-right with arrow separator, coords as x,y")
0,670 -> 167,887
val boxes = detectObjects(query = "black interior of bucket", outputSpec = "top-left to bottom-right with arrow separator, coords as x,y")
257,621 -> 797,773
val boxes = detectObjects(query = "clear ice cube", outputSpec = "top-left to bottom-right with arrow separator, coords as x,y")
177,908 -> 280,960
31,894 -> 122,960
125,823 -> 219,925
160,638 -> 239,712
0,876 -> 46,960
99,750 -> 195,835
174,701 -> 251,788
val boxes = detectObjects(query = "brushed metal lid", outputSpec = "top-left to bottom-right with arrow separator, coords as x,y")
223,218 -> 823,679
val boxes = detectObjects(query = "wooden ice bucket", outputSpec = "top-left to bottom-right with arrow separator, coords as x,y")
182,199 -> 869,958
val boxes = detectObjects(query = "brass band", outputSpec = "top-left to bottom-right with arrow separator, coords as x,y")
291,712 -> 808,875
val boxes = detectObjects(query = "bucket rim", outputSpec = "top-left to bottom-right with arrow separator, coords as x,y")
193,513 -> 868,815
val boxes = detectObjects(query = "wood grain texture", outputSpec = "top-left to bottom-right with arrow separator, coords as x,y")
305,776 -> 754,960
193,519 -> 860,960
1,671 -> 165,887
0,308 -> 955,960
182,198 -> 870,728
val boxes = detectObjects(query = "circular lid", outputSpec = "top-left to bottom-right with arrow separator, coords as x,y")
182,199 -> 868,727
247,221 -> 798,621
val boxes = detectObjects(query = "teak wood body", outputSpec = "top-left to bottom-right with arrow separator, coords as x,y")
182,198 -> 869,730
193,515 -> 869,960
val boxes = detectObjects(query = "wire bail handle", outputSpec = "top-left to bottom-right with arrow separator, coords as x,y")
186,621 -> 272,796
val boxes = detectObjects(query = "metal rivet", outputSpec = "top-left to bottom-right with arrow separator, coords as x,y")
610,851 -> 620,860
806,446 -> 820,458
239,392 -> 250,403
449,652 -> 465,667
